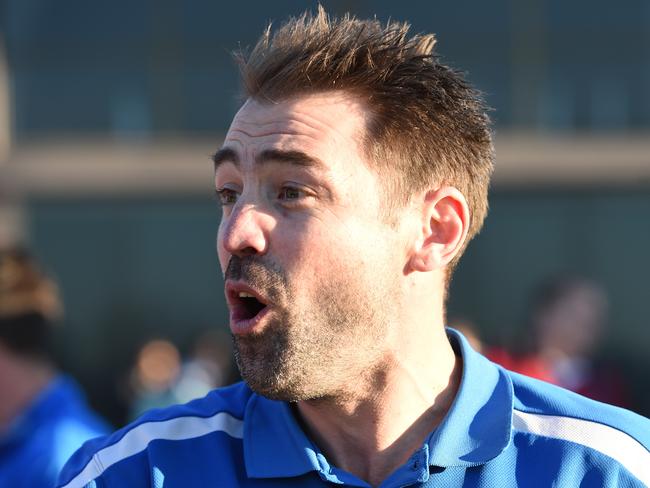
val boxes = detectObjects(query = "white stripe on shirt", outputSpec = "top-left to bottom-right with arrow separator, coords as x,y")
61,411 -> 244,488
513,409 -> 650,486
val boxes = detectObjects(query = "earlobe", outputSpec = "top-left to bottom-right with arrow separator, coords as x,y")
408,187 -> 470,272
409,254 -> 432,272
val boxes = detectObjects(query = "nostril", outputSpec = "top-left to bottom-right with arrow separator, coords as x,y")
239,246 -> 259,256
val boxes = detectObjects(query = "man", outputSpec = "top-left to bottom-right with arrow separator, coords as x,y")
58,8 -> 650,488
525,276 -> 629,406
0,247 -> 109,487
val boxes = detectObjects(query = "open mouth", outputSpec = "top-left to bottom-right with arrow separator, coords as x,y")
236,292 -> 267,320
226,284 -> 270,327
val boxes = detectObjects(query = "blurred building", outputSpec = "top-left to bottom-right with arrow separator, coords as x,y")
0,0 -> 648,422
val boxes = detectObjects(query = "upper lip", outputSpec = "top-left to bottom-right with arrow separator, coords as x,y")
224,281 -> 270,308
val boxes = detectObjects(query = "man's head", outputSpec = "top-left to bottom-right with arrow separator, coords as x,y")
0,247 -> 61,363
530,276 -> 608,358
236,7 -> 494,255
214,9 -> 493,401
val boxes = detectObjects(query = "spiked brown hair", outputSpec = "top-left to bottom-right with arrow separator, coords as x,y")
235,7 -> 494,268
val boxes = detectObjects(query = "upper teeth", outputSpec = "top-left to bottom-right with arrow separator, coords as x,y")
238,292 -> 255,298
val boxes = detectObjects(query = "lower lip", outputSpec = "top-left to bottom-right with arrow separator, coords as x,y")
229,306 -> 271,335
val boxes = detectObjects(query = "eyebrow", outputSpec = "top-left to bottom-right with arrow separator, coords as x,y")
212,147 -> 325,171
212,147 -> 239,169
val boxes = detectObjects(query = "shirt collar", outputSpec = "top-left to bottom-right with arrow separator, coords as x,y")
243,392 -> 323,479
243,328 -> 514,479
427,329 -> 514,467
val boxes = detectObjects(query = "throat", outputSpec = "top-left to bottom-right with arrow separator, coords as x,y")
294,397 -> 436,487
291,354 -> 462,487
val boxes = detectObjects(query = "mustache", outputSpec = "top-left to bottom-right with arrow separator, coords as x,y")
225,255 -> 287,299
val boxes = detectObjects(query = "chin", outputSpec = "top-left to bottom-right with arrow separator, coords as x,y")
240,370 -> 317,402
231,316 -> 344,402
234,348 -> 329,402
233,334 -> 306,401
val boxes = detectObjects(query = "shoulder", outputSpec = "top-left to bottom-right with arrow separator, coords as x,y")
49,412 -> 110,481
508,369 -> 650,446
56,382 -> 253,488
50,379 -> 111,441
0,376 -> 110,488
505,368 -> 650,485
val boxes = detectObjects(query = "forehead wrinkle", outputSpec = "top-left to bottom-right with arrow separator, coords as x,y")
287,105 -> 369,159
231,113 -> 324,137
232,106 -> 348,141
229,95 -> 368,149
226,124 -> 325,154
225,136 -> 245,148
228,127 -> 313,140
221,94 -> 371,176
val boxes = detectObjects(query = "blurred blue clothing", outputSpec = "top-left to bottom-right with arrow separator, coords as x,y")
58,331 -> 650,487
0,375 -> 110,488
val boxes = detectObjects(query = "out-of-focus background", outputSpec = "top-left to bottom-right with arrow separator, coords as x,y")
0,0 -> 648,427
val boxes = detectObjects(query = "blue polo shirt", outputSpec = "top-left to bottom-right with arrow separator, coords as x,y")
0,375 -> 110,488
58,330 -> 650,487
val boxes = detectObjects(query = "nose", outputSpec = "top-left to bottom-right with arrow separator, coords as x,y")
219,204 -> 270,258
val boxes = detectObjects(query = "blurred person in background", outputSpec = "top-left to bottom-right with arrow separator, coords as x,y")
530,275 -> 631,407
128,331 -> 235,419
127,338 -> 182,420
489,275 -> 631,408
0,247 -> 109,487
172,329 -> 235,404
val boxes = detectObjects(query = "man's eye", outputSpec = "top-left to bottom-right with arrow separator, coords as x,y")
278,186 -> 304,201
216,188 -> 239,206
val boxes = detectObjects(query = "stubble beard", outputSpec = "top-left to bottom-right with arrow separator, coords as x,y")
230,259 -> 395,402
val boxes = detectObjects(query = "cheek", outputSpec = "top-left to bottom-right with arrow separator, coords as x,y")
273,221 -> 334,274
288,223 -> 365,278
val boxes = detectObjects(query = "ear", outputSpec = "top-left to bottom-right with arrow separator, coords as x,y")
408,186 -> 470,272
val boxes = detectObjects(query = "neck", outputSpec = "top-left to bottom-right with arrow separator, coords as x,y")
296,320 -> 460,487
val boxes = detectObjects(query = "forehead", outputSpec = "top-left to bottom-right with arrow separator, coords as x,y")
222,92 -> 369,166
